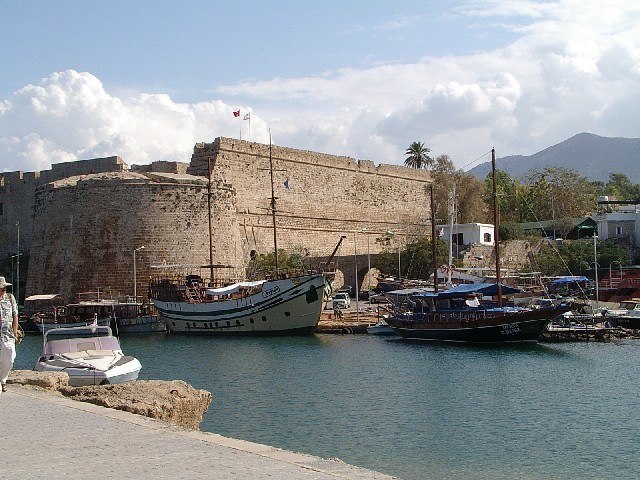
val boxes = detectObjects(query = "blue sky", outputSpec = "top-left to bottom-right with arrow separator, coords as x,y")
1,0 -> 639,172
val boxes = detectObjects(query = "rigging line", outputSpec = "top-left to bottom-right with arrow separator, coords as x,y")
520,196 -> 591,301
461,150 -> 493,171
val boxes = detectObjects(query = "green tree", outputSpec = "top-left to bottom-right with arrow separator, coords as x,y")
534,239 -> 629,276
247,246 -> 310,279
433,154 -> 488,224
524,167 -> 597,222
605,173 -> 640,201
404,141 -> 433,169
499,222 -> 526,241
482,169 -> 534,224
373,236 -> 449,281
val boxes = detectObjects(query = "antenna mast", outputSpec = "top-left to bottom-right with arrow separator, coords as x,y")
207,156 -> 214,282
268,133 -> 279,274
491,148 -> 503,306
430,184 -> 438,292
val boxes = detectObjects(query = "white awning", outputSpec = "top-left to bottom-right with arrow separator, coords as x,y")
25,294 -> 62,301
206,280 -> 266,296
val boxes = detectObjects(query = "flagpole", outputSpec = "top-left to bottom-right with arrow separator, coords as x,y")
243,113 -> 251,140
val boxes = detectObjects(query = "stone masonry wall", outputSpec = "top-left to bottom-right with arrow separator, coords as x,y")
9,138 -> 433,299
1,156 -> 127,262
26,171 -> 240,301
462,240 -> 543,273
0,171 -> 41,259
188,138 -> 433,281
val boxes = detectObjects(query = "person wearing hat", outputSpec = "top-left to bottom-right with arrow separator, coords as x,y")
0,276 -> 18,393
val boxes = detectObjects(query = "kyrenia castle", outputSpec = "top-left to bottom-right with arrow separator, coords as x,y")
0,137 -> 432,301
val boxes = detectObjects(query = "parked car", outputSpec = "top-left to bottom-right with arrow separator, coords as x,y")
369,294 -> 391,304
333,292 -> 351,309
337,285 -> 353,296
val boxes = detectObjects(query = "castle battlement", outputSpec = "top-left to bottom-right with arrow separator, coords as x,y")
1,138 -> 433,302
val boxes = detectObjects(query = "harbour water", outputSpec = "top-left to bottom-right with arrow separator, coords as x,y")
16,333 -> 640,479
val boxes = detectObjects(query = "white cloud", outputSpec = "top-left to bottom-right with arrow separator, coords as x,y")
0,71 -> 258,172
1,1 -> 639,172
374,15 -> 423,31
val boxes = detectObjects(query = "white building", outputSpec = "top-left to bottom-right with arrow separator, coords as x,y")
437,223 -> 495,247
594,201 -> 640,248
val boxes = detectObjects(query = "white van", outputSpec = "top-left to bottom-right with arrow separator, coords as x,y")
333,292 -> 351,309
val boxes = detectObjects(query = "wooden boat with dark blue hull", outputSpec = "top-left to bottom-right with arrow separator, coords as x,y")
385,283 -> 574,343
387,148 -> 574,343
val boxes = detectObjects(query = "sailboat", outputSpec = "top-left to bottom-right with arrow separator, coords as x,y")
385,149 -> 574,343
149,138 -> 326,335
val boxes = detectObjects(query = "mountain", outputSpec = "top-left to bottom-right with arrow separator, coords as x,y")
467,133 -> 640,183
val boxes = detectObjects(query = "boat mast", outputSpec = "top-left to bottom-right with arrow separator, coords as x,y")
430,184 -> 438,293
447,181 -> 456,286
268,133 -> 279,274
207,156 -> 214,282
491,148 -> 503,306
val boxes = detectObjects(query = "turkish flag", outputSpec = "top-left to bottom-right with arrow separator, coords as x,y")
233,110 -> 240,117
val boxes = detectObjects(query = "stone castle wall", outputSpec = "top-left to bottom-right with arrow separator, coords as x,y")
0,156 -> 127,260
188,138 -> 432,267
0,170 -> 41,258
26,171 -> 243,301
3,138 -> 432,300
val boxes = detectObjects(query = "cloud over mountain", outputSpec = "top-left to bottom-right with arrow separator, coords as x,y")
1,1 -> 639,172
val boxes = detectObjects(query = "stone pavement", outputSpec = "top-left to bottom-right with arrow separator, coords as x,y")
1,385 -> 397,480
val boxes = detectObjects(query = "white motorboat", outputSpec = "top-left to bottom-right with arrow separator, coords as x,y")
34,324 -> 142,387
602,299 -> 640,329
367,319 -> 397,335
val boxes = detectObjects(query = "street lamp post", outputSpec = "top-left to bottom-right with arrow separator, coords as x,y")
592,233 -> 599,309
16,222 -> 20,304
133,246 -> 145,302
398,239 -> 401,280
385,230 -> 401,280
362,228 -> 371,292
11,254 -> 21,296
354,232 -> 359,322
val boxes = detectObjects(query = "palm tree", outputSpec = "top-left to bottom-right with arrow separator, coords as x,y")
404,141 -> 433,169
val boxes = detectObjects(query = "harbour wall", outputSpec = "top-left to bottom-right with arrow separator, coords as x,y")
1,138 -> 432,301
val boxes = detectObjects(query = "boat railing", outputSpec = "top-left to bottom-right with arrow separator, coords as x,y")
398,309 -> 494,323
43,323 -> 113,343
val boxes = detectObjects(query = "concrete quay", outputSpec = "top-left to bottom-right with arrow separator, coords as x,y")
2,385 -> 397,480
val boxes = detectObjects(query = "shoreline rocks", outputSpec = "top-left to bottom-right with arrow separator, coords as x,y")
8,370 -> 212,430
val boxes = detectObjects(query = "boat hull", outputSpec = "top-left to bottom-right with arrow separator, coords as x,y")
116,315 -> 167,334
386,307 -> 570,343
152,274 -> 325,335
366,321 -> 397,336
613,316 -> 640,329
34,356 -> 142,387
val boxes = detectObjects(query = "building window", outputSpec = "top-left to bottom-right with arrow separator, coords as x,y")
484,232 -> 492,243
615,226 -> 623,236
0,203 -> 3,215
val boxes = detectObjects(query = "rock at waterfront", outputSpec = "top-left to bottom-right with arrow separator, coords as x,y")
9,371 -> 212,430
8,370 -> 69,391
59,380 -> 212,430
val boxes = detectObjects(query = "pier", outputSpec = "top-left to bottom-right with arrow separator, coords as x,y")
317,308 -> 384,333
3,384 -> 395,479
